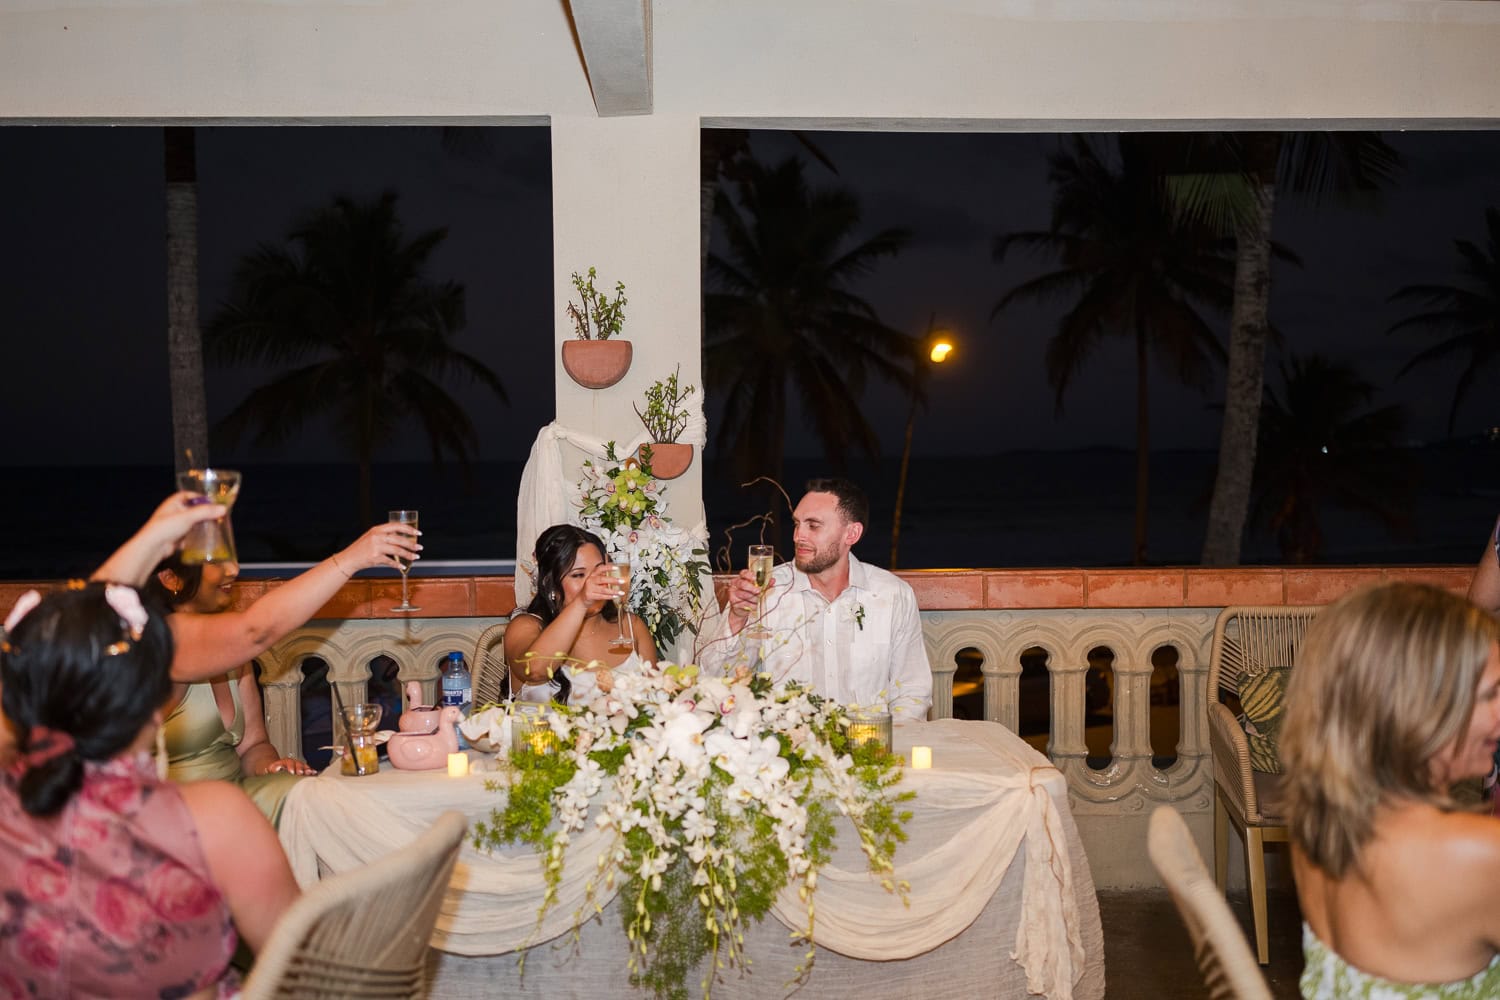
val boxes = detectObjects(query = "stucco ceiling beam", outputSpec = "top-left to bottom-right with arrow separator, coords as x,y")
568,0 -> 652,117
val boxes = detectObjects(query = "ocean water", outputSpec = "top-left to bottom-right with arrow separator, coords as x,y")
2,443 -> 1495,580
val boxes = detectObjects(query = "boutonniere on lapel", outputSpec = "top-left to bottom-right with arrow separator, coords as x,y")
852,602 -> 866,631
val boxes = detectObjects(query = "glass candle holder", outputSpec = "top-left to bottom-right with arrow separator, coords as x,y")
511,703 -> 558,759
845,708 -> 893,752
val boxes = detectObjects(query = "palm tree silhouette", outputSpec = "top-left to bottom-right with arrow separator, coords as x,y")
1388,205 -> 1500,435
705,157 -> 917,518
1251,354 -> 1410,563
993,136 -> 1235,565
1164,132 -> 1399,566
206,191 -> 507,526
164,126 -> 209,471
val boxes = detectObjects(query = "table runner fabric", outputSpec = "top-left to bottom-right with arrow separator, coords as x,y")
278,719 -> 1104,999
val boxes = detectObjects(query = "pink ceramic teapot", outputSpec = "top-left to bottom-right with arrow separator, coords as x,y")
386,705 -> 462,770
388,683 -> 462,770
398,680 -> 444,733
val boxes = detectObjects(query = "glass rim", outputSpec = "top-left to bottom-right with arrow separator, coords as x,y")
387,509 -> 420,517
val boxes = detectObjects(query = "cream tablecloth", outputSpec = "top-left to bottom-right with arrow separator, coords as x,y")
278,719 -> 1105,999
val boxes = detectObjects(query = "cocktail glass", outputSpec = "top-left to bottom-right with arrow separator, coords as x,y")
176,468 -> 241,565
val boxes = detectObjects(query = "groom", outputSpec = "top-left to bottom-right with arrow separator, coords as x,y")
705,478 -> 932,721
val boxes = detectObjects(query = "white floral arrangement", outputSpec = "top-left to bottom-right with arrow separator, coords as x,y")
575,443 -> 709,653
474,662 -> 911,1000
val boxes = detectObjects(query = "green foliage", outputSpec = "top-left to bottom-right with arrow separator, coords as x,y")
567,266 -> 629,340
476,672 -> 911,999
635,365 -> 697,443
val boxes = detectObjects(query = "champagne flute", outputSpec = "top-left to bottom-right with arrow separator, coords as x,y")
602,561 -> 633,654
745,544 -> 775,639
388,509 -> 421,612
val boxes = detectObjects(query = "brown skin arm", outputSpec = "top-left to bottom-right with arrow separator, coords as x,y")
167,523 -> 419,683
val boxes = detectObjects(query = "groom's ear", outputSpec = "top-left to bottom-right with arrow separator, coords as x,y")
843,520 -> 864,547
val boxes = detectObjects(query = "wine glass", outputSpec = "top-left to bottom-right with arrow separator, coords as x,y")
176,468 -> 241,564
388,510 -> 421,612
602,561 -> 633,654
744,544 -> 775,639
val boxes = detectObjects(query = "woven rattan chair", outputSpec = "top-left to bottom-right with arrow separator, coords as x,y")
1206,604 -> 1318,964
470,620 -> 509,707
1149,806 -> 1274,1000
242,810 -> 467,999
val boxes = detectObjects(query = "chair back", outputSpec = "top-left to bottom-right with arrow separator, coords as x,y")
470,621 -> 509,707
242,811 -> 467,999
1207,606 -> 1318,704
1148,806 -> 1274,1000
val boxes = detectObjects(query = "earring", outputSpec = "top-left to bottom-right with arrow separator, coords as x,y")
155,724 -> 168,781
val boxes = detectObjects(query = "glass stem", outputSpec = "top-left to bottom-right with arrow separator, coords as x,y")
401,571 -> 410,608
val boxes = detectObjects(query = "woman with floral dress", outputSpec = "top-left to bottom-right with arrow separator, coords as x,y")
0,584 -> 298,998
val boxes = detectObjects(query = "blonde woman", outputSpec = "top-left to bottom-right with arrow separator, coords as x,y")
1282,582 -> 1500,997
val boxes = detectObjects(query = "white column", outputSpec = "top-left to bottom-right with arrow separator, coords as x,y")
549,113 -> 705,533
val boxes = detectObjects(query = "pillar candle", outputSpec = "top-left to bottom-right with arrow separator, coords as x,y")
911,746 -> 933,769
447,752 -> 469,777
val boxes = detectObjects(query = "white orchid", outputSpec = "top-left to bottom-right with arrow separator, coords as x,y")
482,659 -> 909,999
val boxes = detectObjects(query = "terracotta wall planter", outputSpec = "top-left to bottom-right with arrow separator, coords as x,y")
561,339 -> 632,389
640,442 -> 693,479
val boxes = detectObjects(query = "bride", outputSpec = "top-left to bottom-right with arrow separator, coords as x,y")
505,524 -> 657,706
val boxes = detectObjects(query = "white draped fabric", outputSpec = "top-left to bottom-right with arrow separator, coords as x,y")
278,719 -> 1104,1000
513,415 -> 708,608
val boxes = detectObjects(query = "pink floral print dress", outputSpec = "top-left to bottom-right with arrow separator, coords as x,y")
0,753 -> 236,998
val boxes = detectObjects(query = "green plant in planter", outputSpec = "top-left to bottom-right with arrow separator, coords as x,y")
566,267 -> 628,340
635,365 -> 696,443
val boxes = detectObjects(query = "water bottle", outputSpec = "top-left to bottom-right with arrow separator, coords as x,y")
441,652 -> 471,708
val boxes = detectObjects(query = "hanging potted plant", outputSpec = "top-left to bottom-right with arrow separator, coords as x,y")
560,267 -> 631,389
635,364 -> 696,479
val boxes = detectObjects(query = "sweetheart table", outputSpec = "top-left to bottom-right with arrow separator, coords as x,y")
278,718 -> 1106,999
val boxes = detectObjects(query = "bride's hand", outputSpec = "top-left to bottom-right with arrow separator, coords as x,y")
576,564 -> 623,613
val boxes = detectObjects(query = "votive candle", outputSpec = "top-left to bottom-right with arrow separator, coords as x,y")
911,746 -> 933,769
447,752 -> 469,777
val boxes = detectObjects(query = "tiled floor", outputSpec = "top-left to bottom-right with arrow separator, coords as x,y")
1098,887 -> 1304,999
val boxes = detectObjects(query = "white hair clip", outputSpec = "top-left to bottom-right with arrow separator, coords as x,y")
2,590 -> 41,637
103,585 -> 149,653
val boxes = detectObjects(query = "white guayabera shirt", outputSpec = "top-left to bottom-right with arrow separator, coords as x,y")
704,553 -> 933,721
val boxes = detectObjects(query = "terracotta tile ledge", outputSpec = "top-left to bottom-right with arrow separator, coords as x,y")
0,566 -> 1475,619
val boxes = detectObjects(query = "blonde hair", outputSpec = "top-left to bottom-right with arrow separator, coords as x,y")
1281,582 -> 1499,878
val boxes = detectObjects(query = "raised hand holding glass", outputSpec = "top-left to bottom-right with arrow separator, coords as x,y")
389,510 -> 421,612
745,544 -> 774,639
603,561 -> 632,654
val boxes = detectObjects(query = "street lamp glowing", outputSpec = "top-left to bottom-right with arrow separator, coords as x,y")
929,339 -> 954,364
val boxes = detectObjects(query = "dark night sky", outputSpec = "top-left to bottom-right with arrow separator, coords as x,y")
1,124 -> 1496,470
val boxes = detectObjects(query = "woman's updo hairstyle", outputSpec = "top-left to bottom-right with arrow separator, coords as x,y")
1,583 -> 174,816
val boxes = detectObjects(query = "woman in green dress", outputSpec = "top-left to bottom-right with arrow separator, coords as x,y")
1283,582 -> 1500,998
146,554 -> 315,828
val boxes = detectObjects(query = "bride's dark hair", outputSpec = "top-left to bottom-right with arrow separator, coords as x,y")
523,524 -> 614,704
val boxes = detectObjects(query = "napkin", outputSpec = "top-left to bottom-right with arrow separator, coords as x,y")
460,705 -> 511,753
